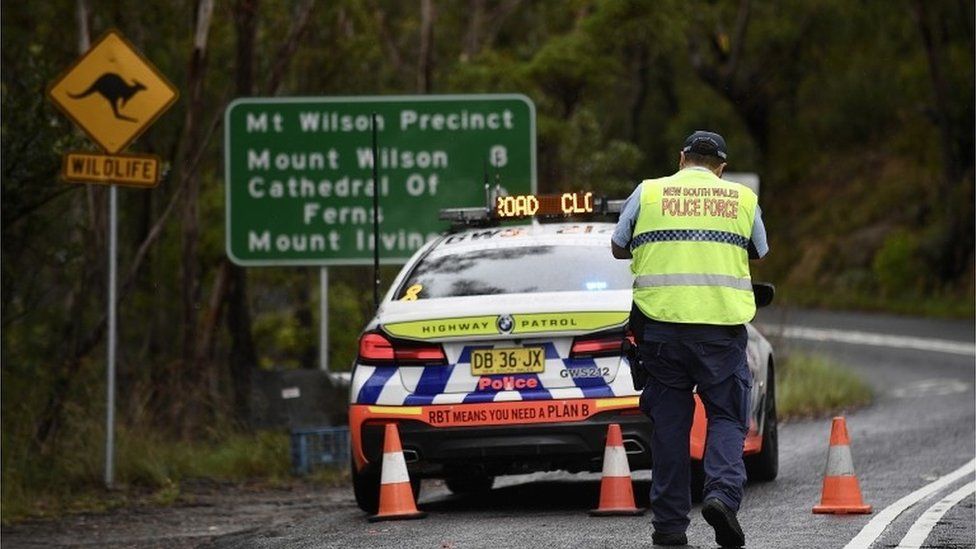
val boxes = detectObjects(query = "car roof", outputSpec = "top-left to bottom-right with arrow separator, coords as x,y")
429,221 -> 616,257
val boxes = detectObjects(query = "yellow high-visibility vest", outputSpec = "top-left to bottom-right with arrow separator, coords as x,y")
631,168 -> 758,325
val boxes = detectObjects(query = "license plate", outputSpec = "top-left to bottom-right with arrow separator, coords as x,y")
470,347 -> 545,375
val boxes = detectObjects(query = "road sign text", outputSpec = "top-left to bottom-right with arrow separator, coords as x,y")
225,95 -> 536,266
62,152 -> 161,187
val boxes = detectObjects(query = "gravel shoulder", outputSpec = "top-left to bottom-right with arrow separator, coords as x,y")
1,480 -> 350,549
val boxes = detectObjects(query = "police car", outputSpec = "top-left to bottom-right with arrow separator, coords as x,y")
349,192 -> 777,513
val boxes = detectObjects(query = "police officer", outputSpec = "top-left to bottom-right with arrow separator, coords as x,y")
611,131 -> 768,548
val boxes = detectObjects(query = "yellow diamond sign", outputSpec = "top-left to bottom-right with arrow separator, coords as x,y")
48,30 -> 178,154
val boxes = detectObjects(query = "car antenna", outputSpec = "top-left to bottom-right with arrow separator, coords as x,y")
483,157 -> 491,212
371,112 -> 381,312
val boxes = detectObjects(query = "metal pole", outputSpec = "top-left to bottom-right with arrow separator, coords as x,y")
319,267 -> 329,372
105,185 -> 117,488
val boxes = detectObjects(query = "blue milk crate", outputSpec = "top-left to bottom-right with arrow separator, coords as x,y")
290,426 -> 350,475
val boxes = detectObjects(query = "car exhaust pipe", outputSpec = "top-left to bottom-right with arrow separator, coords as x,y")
622,438 -> 646,455
402,448 -> 420,463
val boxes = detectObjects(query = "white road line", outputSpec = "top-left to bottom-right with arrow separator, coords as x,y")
843,458 -> 976,549
895,480 -> 976,549
759,325 -> 976,356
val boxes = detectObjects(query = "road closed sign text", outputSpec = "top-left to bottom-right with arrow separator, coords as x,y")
224,95 -> 536,266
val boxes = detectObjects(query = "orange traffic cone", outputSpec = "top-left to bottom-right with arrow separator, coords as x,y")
368,423 -> 427,522
589,423 -> 646,516
813,417 -> 872,514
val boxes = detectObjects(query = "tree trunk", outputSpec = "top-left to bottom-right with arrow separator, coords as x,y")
463,0 -> 485,59
76,0 -> 105,252
418,0 -> 435,93
31,0 -> 100,450
177,0 -> 214,433
226,264 -> 257,425
686,0 -> 771,161
911,0 -> 975,281
628,44 -> 649,144
295,271 -> 316,370
373,3 -> 404,76
197,261 -> 230,363
264,0 -> 315,95
225,0 -> 261,427
912,0 -> 962,185
225,0 -> 321,425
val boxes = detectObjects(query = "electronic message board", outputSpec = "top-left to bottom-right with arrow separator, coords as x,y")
494,192 -> 594,219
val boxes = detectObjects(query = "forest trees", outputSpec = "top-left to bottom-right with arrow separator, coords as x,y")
1,0 -> 972,493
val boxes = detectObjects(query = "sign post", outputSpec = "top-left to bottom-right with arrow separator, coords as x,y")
47,29 -> 178,488
106,186 -> 118,486
319,267 -> 328,371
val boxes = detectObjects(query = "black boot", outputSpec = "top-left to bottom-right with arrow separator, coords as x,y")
701,498 -> 745,548
651,531 -> 688,546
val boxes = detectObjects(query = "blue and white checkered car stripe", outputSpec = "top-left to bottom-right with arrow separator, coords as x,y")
352,340 -> 639,405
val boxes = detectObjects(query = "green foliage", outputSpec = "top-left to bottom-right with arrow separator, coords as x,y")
2,425 -> 292,522
873,229 -> 928,296
777,353 -> 873,419
1,0 -> 974,520
327,278 -> 370,371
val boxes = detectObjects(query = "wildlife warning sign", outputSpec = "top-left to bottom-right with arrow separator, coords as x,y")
48,30 -> 178,154
62,151 -> 161,187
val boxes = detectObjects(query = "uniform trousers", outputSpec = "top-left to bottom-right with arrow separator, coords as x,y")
633,309 -> 752,534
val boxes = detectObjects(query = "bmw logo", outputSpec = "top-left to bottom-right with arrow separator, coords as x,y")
496,314 -> 514,334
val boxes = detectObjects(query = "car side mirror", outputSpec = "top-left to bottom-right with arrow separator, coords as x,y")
753,282 -> 775,308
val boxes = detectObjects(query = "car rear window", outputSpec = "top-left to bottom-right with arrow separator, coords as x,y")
397,245 -> 634,299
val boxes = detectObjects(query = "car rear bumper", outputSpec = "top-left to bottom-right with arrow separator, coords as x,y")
368,411 -> 651,477
349,397 -> 649,475
348,396 -> 761,477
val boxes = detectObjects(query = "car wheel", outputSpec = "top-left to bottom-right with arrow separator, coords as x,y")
411,476 -> 423,502
445,474 -> 495,495
352,458 -> 380,514
352,457 -> 423,513
746,359 -> 779,482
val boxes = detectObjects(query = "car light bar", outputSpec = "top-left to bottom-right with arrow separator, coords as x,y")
438,207 -> 491,223
438,192 -> 625,228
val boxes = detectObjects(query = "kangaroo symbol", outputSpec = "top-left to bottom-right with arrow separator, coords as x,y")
68,73 -> 146,123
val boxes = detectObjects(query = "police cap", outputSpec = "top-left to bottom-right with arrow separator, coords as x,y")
682,130 -> 728,161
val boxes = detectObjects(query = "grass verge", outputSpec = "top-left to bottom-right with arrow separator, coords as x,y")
4,353 -> 869,522
1,428 -> 345,523
777,352 -> 873,419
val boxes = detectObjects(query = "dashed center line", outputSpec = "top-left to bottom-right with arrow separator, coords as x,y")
758,325 -> 976,356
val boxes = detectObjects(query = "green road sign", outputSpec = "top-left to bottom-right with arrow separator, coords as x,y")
225,95 -> 536,266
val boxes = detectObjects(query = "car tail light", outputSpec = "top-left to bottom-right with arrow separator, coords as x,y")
357,331 -> 447,366
570,334 -> 624,358
358,332 -> 394,364
394,344 -> 447,365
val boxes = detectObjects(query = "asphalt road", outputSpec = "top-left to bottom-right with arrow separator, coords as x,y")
208,308 -> 975,549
